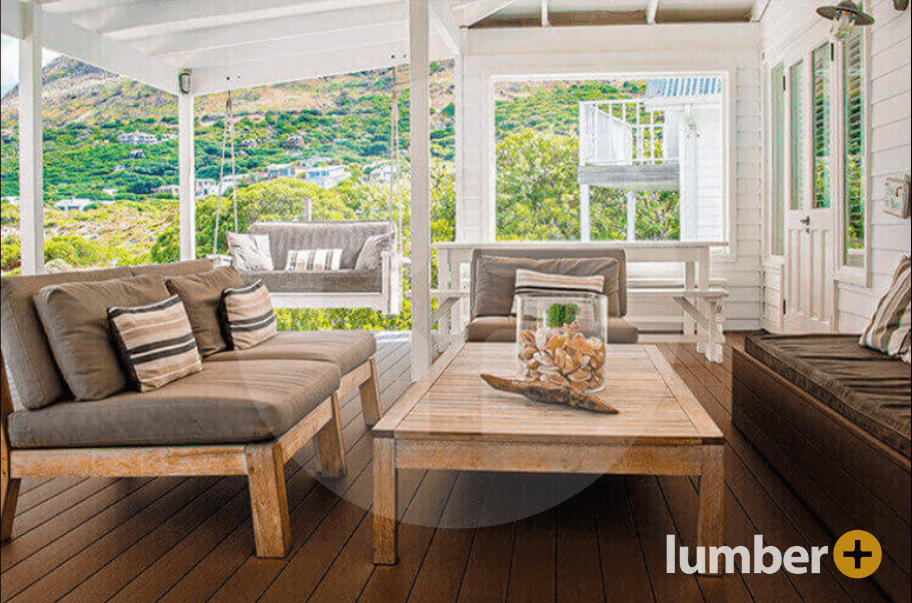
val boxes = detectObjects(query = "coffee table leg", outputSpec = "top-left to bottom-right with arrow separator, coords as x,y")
698,444 -> 725,573
373,437 -> 397,565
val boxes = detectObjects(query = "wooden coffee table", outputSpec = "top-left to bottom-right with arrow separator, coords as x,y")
371,343 -> 725,566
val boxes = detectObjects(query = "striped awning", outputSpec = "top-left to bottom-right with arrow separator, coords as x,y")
645,77 -> 723,99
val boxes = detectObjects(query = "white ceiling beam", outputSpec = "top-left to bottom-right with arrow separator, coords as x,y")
138,3 -> 405,58
541,0 -> 549,27
454,0 -> 516,27
39,8 -> 178,92
646,0 -> 659,24
750,0 -> 768,21
39,0 -> 137,14
1,0 -> 24,39
73,0 -> 389,41
173,23 -> 406,69
430,1 -> 463,55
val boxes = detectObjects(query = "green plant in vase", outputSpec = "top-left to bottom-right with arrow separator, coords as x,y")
547,302 -> 579,328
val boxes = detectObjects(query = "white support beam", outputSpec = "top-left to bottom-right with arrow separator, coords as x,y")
136,3 -> 404,58
455,0 -> 516,27
646,0 -> 659,24
178,92 -> 196,261
750,0 -> 768,21
39,10 -> 178,93
409,0 -> 432,382
169,23 -> 406,69
77,0 -> 389,41
430,2 -> 463,55
0,0 -> 24,39
541,0 -> 550,27
19,2 -> 44,275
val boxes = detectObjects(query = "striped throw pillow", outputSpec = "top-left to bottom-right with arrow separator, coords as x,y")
108,295 -> 203,392
514,269 -> 606,297
860,256 -> 911,358
285,248 -> 343,272
218,280 -> 278,349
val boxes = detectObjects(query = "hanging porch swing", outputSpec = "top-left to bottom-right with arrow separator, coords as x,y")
206,73 -> 406,316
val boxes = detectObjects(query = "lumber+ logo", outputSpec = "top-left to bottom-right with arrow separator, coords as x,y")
666,531 -> 882,577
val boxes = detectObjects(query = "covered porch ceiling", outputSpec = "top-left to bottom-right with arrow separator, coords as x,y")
1,0 -> 764,95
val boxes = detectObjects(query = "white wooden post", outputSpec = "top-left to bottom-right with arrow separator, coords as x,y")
580,184 -> 591,241
409,0 -> 432,381
625,190 -> 637,241
18,2 -> 44,275
178,91 -> 196,260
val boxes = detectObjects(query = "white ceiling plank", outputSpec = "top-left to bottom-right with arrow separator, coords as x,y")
40,9 -> 178,92
750,0 -> 768,21
139,3 -> 405,58
455,0 -> 517,27
1,0 -> 24,39
72,0 -> 389,41
646,0 -> 659,24
541,0 -> 549,26
430,1 -> 463,55
40,0 -> 138,14
172,22 -> 406,69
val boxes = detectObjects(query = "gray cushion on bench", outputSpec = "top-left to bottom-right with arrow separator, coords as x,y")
207,330 -> 376,375
242,270 -> 381,294
7,359 -> 341,448
249,221 -> 391,271
1,267 -> 133,410
465,316 -> 639,344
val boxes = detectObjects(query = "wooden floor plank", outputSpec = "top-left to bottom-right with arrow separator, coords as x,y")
555,476 -> 606,603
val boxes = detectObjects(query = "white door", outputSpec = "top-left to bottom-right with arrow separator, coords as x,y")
783,46 -> 836,333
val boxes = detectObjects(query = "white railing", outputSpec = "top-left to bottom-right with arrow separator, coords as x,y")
579,100 -> 672,167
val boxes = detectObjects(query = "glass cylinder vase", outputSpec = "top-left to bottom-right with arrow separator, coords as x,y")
514,292 -> 609,393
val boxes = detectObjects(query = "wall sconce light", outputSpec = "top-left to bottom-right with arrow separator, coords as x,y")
894,0 -> 909,12
179,71 -> 192,95
817,1 -> 875,42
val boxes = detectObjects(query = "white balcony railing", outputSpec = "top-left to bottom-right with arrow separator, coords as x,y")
579,99 -> 674,167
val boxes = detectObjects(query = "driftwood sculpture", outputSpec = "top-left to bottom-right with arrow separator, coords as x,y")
481,374 -> 619,415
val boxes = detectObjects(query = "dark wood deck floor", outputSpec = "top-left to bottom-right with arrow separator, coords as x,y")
1,333 -> 895,603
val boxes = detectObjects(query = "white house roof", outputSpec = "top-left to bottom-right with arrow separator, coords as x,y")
1,0 -> 762,95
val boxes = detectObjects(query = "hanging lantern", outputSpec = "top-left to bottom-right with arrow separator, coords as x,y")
816,1 -> 875,42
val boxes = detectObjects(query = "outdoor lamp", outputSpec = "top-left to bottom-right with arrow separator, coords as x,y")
816,1 -> 875,42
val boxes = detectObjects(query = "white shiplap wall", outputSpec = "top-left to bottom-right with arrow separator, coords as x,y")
455,24 -> 765,330
760,0 -> 912,333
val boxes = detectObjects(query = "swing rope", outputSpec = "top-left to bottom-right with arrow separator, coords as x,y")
212,90 -> 239,254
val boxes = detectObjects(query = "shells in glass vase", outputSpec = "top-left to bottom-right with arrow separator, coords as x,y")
517,321 -> 606,392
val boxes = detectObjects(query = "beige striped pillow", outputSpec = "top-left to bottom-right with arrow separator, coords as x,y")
108,295 -> 203,392
514,269 -> 605,297
860,256 -> 911,358
218,280 -> 278,349
285,248 -> 343,272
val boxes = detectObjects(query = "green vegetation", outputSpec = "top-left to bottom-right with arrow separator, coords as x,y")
547,302 -> 579,328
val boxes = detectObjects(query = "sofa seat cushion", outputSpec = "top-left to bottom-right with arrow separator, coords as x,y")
465,316 -> 639,345
7,359 -> 342,449
206,330 -> 376,375
745,332 -> 911,459
242,270 -> 381,294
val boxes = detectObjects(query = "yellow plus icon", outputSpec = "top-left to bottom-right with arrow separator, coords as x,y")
833,530 -> 882,579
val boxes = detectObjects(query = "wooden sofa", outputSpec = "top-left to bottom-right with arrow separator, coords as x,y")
0,259 -> 383,558
732,332 -> 911,603
463,248 -> 639,344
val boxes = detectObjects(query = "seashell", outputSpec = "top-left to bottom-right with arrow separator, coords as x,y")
568,369 -> 591,383
519,346 -> 536,361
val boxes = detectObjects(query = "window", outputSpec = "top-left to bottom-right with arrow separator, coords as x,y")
811,44 -> 831,210
842,28 -> 866,269
770,64 -> 785,256
789,60 -> 806,211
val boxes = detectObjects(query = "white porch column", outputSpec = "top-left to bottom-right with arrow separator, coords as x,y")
409,0 -> 432,381
580,184 -> 591,241
178,91 -> 196,260
626,190 -> 637,241
18,2 -> 44,275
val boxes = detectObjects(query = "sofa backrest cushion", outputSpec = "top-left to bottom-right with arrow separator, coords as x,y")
471,250 -> 627,318
130,259 -> 214,278
165,266 -> 245,357
1,266 -> 132,410
249,221 -> 391,271
35,273 -> 172,401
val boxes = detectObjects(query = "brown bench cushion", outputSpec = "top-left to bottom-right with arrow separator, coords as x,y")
745,332 -> 911,459
465,316 -> 639,345
7,359 -> 341,448
206,330 -> 376,375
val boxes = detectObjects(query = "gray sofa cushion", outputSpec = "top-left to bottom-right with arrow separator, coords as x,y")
471,248 -> 628,317
206,330 -> 376,375
355,233 -> 394,271
1,267 -> 132,410
249,221 -> 392,271
472,256 -> 621,318
7,359 -> 341,448
242,270 -> 381,294
34,273 -> 171,401
465,316 -> 639,344
165,267 -> 245,357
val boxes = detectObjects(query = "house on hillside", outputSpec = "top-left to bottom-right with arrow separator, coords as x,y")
54,198 -> 110,211
367,162 -> 399,184
154,184 -> 180,197
117,131 -> 158,145
128,149 -> 146,160
300,164 -> 351,189
264,163 -> 299,180
283,134 -> 305,149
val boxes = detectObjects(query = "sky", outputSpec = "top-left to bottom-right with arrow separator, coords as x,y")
1,35 -> 60,99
